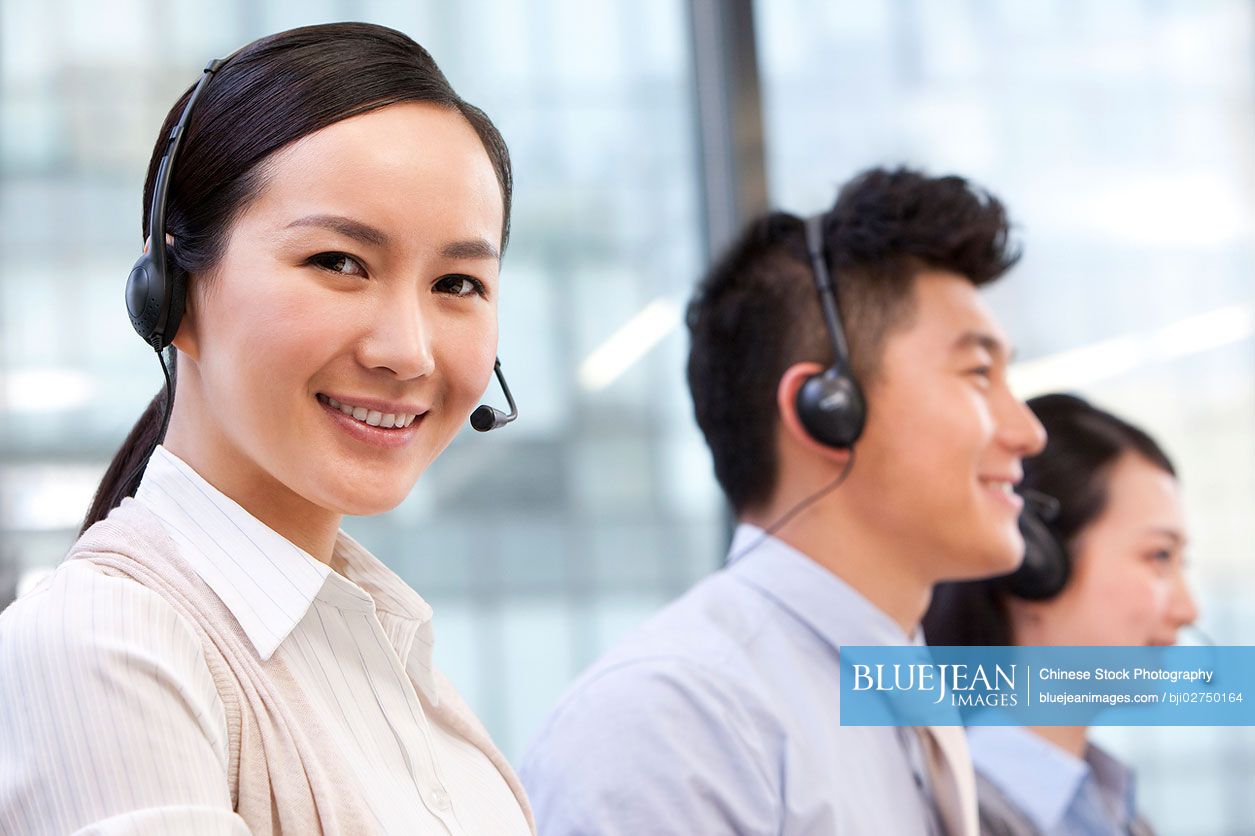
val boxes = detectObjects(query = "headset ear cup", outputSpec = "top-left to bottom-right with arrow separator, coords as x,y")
162,264 -> 187,350
126,253 -> 164,344
795,368 -> 867,449
1005,508 -> 1070,600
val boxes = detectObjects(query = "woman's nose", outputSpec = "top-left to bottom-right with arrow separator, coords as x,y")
1168,570 -> 1200,630
358,294 -> 436,380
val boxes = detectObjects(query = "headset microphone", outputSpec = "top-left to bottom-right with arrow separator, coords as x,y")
1019,488 -> 1060,522
470,358 -> 518,432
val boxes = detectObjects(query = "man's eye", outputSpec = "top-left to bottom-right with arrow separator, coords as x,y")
435,275 -> 485,298
308,252 -> 367,277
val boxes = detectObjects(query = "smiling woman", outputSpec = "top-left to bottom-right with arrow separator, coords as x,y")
0,22 -> 533,836
923,393 -> 1199,836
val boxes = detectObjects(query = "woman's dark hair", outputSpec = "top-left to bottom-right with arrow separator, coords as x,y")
922,393 -> 1176,646
687,166 -> 1019,514
81,22 -> 513,534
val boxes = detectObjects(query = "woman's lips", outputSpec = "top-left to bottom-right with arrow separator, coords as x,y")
317,395 -> 425,449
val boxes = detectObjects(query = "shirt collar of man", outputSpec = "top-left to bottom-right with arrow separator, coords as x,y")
724,523 -> 922,650
135,445 -> 439,702
967,725 -> 1137,832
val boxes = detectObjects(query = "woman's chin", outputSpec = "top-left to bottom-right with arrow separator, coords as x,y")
324,483 -> 415,518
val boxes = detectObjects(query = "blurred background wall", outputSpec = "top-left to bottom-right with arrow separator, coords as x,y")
1,1 -> 1251,832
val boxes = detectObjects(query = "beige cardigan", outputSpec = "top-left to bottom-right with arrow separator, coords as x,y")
69,498 -> 535,835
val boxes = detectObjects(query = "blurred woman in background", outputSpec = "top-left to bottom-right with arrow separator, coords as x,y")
924,393 -> 1198,836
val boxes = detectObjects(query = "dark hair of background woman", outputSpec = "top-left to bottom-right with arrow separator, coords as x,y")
922,393 -> 1176,646
81,22 -> 514,534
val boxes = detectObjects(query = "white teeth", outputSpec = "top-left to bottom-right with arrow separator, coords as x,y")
320,395 -> 417,429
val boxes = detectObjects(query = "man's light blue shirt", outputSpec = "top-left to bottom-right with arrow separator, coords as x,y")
968,726 -> 1140,836
520,525 -> 943,835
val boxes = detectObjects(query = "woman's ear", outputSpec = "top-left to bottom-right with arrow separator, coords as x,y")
1004,595 -> 1049,644
139,233 -> 174,252
776,361 -> 852,463
170,273 -> 200,362
158,234 -> 200,361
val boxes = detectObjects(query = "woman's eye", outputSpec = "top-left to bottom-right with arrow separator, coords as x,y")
435,274 -> 485,298
308,252 -> 366,277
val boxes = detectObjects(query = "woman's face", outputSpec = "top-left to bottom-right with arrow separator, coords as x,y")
1014,451 -> 1199,646
173,101 -> 504,522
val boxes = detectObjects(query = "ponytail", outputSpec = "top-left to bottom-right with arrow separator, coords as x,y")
80,354 -> 175,534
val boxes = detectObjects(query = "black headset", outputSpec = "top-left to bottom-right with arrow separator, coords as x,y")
124,57 -> 516,433
126,59 -> 223,352
796,213 -> 867,448
1004,488 -> 1071,600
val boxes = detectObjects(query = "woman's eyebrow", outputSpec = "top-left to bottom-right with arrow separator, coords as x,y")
286,214 -> 390,247
442,237 -> 499,261
283,216 -> 498,261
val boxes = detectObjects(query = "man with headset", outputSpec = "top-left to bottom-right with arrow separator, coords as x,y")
520,167 -> 1047,835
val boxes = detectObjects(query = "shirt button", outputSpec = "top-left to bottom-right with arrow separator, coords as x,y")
428,787 -> 451,812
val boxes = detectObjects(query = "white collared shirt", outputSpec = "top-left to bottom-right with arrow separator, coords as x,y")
0,445 -> 530,835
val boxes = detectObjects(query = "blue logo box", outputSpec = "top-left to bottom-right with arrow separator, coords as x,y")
839,645 -> 1254,726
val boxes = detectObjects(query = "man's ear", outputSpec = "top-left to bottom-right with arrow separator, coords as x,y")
776,361 -> 852,463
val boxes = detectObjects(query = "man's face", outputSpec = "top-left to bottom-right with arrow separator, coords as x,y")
845,270 -> 1046,583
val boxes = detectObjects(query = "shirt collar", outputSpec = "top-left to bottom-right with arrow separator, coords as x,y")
329,529 -> 440,702
1084,739 -> 1138,828
725,523 -> 921,650
967,725 -> 1092,831
135,447 -> 438,698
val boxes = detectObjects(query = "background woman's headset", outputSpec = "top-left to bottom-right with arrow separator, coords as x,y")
1004,489 -> 1071,600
